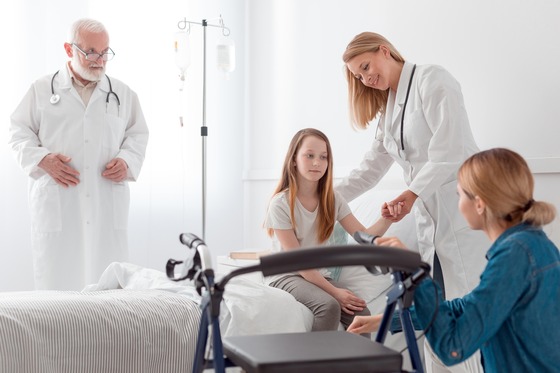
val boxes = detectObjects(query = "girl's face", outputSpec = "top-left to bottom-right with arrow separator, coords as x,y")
457,182 -> 483,230
346,48 -> 392,91
294,135 -> 328,184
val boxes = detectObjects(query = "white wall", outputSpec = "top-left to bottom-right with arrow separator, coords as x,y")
243,0 -> 560,250
2,0 -> 559,291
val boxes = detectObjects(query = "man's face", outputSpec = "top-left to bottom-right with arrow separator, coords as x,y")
67,30 -> 110,82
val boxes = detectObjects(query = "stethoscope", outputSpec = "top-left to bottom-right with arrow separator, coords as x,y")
50,70 -> 121,112
374,64 -> 416,151
399,64 -> 416,151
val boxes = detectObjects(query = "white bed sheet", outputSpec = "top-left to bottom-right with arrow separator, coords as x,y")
86,262 -> 314,336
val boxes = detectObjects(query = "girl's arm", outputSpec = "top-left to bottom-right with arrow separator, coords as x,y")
364,216 -> 393,237
273,228 -> 367,315
339,213 -> 393,240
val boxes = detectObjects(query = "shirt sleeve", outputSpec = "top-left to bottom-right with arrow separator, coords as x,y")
334,191 -> 352,221
265,192 -> 294,230
335,117 -> 395,203
115,89 -> 149,182
9,83 -> 51,179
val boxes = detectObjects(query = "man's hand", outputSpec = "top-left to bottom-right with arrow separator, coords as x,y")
38,153 -> 80,187
102,158 -> 128,182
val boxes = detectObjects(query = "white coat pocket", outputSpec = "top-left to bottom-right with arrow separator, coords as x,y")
112,182 -> 130,230
103,114 -> 127,156
29,180 -> 62,233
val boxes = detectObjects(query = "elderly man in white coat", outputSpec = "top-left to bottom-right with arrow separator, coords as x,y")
9,18 -> 149,291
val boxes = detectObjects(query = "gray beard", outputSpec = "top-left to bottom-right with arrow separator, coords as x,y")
71,56 -> 105,82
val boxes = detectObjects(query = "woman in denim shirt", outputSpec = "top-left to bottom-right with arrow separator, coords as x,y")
348,148 -> 560,372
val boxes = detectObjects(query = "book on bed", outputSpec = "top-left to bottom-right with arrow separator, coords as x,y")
229,250 -> 271,260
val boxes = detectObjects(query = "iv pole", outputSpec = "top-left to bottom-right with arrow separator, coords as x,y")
177,16 -> 231,240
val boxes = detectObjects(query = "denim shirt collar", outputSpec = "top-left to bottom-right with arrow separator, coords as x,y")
486,222 -> 536,260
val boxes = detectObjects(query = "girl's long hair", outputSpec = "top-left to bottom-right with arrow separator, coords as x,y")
458,148 -> 556,227
342,32 -> 404,129
267,128 -> 335,243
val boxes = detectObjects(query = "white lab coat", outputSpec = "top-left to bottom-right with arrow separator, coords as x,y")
9,65 -> 149,290
337,62 -> 489,301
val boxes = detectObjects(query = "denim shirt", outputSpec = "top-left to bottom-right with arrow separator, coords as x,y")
413,223 -> 560,373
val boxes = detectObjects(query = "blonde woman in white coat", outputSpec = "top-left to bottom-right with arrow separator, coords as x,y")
336,32 -> 488,373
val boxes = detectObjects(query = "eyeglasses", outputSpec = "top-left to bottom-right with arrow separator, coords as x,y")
72,43 -> 115,61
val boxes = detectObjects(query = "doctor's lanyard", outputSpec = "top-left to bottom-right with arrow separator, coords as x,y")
400,64 -> 416,151
50,70 -> 121,114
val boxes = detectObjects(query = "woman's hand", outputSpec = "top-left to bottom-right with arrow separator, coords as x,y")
333,288 -> 367,315
375,236 -> 408,249
347,314 -> 383,334
382,190 -> 418,222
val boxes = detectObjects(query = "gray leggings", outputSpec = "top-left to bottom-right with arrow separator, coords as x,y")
270,274 -> 371,332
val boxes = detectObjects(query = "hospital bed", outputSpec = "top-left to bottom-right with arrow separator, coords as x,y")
0,188 -> 420,372
0,288 -> 201,372
0,262 -> 313,372
167,232 -> 431,373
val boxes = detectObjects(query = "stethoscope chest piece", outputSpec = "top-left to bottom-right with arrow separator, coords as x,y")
50,70 -> 61,105
50,94 -> 60,105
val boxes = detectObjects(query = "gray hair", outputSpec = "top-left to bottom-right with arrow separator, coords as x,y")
68,18 -> 108,44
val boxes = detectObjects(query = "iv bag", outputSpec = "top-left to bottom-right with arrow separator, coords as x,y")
216,37 -> 235,75
174,31 -> 191,74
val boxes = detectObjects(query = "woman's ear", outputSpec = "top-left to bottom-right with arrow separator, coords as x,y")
379,45 -> 393,59
474,196 -> 486,215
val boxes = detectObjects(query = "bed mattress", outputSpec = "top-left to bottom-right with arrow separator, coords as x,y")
0,289 -> 200,373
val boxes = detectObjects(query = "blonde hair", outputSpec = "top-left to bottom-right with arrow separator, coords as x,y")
458,148 -> 556,227
342,32 -> 405,129
267,128 -> 335,243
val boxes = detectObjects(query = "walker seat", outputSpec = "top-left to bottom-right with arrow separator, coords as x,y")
223,330 -> 402,373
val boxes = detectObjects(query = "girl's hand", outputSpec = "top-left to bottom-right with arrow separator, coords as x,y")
347,314 -> 383,334
382,190 -> 417,222
333,288 -> 367,315
382,200 -> 403,219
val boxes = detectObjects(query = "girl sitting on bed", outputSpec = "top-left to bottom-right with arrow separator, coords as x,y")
264,128 -> 397,333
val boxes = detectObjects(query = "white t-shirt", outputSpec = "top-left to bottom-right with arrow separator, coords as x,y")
264,190 -> 352,284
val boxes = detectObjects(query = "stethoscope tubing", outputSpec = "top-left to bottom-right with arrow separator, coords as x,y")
374,63 -> 417,153
400,64 -> 416,151
50,70 -> 120,107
